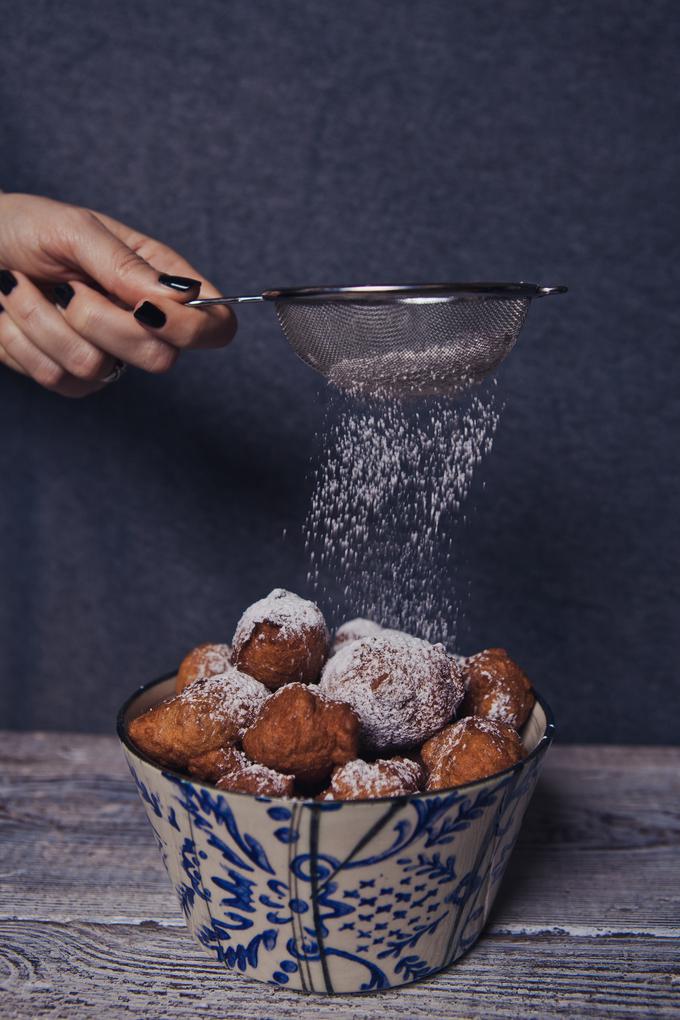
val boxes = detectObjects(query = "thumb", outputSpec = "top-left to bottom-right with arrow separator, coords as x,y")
73,213 -> 201,308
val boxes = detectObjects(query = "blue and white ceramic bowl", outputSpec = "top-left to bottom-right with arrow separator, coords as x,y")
118,674 -> 554,995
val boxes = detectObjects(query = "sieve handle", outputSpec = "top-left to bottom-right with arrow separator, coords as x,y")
187,295 -> 264,307
536,285 -> 568,297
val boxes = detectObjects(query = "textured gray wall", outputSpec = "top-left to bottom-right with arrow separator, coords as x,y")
0,0 -> 678,741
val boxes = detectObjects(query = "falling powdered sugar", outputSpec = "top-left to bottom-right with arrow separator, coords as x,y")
305,385 -> 500,646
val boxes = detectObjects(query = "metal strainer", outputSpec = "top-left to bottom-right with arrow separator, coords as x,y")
189,282 -> 567,398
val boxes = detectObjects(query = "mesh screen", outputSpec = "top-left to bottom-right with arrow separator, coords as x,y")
275,296 -> 530,397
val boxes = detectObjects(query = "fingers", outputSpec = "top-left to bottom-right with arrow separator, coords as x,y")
63,209 -> 204,311
57,276 -> 234,356
0,270 -> 118,383
56,280 -> 180,373
0,301 -> 106,397
0,311 -> 27,375
132,294 -> 237,350
90,210 -> 237,347
92,210 -> 219,294
0,198 -> 237,383
64,211 -> 236,349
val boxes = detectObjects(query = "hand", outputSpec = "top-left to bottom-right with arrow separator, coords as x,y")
0,193 -> 236,397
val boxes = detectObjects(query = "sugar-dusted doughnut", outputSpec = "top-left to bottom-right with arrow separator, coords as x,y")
175,642 -> 232,695
242,682 -> 360,785
421,715 -> 524,790
326,756 -> 424,800
331,618 -> 383,654
232,589 -> 329,690
319,632 -> 464,753
460,648 -> 535,729
128,667 -> 269,770
188,745 -> 294,797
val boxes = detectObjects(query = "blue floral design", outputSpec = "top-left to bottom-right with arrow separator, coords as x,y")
197,923 -> 277,970
377,912 -> 448,959
394,954 -> 438,983
125,723 -> 551,993
128,763 -> 162,818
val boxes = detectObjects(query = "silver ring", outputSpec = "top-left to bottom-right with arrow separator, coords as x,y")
100,360 -> 127,385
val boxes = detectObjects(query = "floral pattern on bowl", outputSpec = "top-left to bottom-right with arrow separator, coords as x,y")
118,675 -> 554,994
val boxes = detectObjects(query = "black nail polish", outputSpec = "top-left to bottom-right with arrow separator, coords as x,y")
54,283 -> 75,309
0,302 -> 4,313
159,273 -> 200,292
0,270 -> 17,296
134,301 -> 166,328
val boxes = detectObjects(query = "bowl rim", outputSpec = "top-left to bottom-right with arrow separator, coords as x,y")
116,671 -> 556,806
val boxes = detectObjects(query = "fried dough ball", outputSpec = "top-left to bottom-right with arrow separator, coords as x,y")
232,589 -> 329,690
188,745 -> 294,797
331,618 -> 383,654
421,716 -> 525,791
242,682 -> 360,785
461,648 -> 535,729
175,642 -> 232,695
187,746 -> 238,784
326,756 -> 424,801
319,632 -> 464,753
128,668 -> 269,770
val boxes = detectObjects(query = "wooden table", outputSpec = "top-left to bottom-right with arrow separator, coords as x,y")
1,734 -> 678,1019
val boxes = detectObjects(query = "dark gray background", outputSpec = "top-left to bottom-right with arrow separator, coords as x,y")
1,0 -> 678,742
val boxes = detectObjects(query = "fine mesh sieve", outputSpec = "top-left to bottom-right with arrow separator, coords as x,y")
189,282 -> 567,398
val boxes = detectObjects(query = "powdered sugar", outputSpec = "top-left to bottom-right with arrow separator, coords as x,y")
264,680 -> 335,708
433,715 -> 519,753
178,667 -> 269,736
195,644 -> 232,676
305,387 -> 500,647
329,350 -> 493,399
461,649 -> 533,727
484,689 -> 510,721
233,589 -> 328,646
331,617 -> 383,653
319,631 -> 463,751
216,747 -> 294,797
329,756 -> 423,799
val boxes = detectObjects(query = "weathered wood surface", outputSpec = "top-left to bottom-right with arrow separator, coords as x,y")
2,922 -> 679,1020
1,733 -> 679,1018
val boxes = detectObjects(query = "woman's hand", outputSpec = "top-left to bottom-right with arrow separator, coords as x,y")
0,193 -> 236,397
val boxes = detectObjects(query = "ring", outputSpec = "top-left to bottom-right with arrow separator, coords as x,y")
100,360 -> 127,385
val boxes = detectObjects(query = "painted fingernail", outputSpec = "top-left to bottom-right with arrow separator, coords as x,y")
0,270 -> 17,296
54,283 -> 75,309
159,273 -> 200,292
134,301 -> 167,328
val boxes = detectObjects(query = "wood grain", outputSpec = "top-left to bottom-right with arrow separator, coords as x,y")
1,922 -> 678,1020
1,733 -> 679,1018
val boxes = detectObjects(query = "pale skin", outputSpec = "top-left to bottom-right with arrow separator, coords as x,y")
0,193 -> 237,397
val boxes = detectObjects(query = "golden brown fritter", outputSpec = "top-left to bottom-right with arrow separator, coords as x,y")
319,632 -> 463,753
461,648 -> 535,728
326,756 -> 424,800
188,745 -> 294,797
421,715 -> 524,790
242,682 -> 360,785
128,668 -> 269,770
175,642 -> 232,695
232,589 -> 329,690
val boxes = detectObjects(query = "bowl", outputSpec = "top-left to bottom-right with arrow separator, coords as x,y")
117,673 -> 554,994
